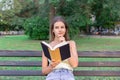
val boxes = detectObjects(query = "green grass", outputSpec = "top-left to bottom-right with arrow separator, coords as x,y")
0,35 -> 120,80
75,36 -> 120,51
0,35 -> 41,50
1,35 -> 120,51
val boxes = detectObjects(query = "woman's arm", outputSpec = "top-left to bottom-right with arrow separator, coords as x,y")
68,41 -> 78,68
42,51 -> 59,75
42,52 -> 52,75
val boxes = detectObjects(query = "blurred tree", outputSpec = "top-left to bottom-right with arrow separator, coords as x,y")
56,0 -> 93,34
1,0 -> 120,38
0,0 -> 22,31
91,0 -> 120,32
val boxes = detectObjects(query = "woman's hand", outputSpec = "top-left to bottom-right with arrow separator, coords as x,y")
49,59 -> 60,68
58,36 -> 65,42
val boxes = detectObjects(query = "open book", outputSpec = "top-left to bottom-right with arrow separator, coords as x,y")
40,41 -> 71,61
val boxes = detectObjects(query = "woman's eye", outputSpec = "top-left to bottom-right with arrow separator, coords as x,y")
61,26 -> 65,29
55,26 -> 59,29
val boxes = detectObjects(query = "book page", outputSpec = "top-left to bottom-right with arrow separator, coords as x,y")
48,48 -> 61,61
41,41 -> 69,50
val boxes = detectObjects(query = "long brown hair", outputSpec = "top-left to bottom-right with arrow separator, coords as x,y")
49,16 -> 70,42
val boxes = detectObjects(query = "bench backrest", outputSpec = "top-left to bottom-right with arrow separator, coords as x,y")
0,50 -> 120,76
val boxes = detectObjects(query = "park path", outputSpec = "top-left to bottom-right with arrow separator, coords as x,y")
80,34 -> 120,39
89,35 -> 120,39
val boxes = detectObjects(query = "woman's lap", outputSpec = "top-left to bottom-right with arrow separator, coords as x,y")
46,68 -> 75,80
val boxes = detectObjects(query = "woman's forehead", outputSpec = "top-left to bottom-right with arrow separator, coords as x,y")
54,21 -> 65,26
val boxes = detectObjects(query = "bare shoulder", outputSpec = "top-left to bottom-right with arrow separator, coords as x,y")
68,40 -> 76,46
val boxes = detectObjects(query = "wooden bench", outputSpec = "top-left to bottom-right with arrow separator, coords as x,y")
0,50 -> 120,76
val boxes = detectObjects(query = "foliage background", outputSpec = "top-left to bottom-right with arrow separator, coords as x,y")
0,0 -> 120,39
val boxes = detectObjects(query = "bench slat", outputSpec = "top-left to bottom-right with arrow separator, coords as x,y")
0,51 -> 120,58
0,61 -> 120,67
0,50 -> 41,57
79,61 -> 120,67
0,70 -> 42,76
0,61 -> 41,66
0,70 -> 119,76
74,71 -> 120,76
78,51 -> 120,58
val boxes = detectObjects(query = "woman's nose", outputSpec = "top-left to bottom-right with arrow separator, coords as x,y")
58,28 -> 62,31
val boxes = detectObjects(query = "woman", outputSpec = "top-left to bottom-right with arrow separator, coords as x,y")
42,16 -> 78,80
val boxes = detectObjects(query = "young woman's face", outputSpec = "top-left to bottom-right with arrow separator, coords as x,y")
53,21 -> 66,38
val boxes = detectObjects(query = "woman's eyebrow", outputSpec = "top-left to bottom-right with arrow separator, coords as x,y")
55,26 -> 59,27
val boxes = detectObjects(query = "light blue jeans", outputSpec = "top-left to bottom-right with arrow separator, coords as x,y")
46,68 -> 75,80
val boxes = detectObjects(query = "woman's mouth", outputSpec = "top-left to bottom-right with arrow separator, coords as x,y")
58,33 -> 63,35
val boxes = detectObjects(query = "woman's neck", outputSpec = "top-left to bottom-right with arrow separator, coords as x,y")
53,37 -> 60,43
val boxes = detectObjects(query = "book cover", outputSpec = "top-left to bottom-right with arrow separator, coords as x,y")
40,41 -> 71,61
